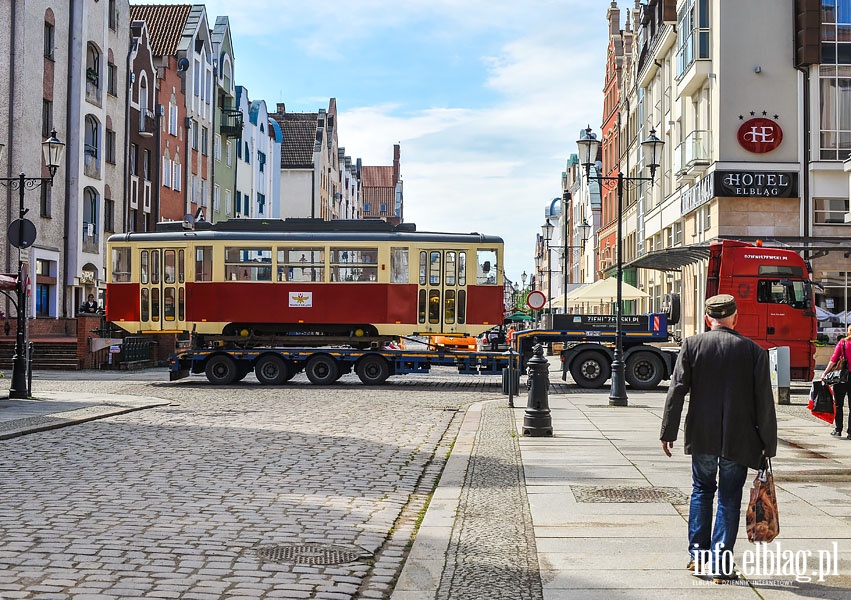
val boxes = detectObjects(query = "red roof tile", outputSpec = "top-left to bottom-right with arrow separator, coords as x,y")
130,4 -> 192,57
361,166 -> 394,187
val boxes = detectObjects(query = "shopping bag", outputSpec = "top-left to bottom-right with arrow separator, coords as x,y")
808,380 -> 836,424
746,457 -> 780,544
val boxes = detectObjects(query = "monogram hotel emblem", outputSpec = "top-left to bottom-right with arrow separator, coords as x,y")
737,117 -> 783,153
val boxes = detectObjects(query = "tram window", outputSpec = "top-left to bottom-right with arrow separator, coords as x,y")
419,251 -> 427,285
330,247 -> 379,282
277,247 -> 325,282
476,249 -> 497,285
390,248 -> 408,283
140,250 -> 149,284
225,246 -> 273,281
151,250 -> 160,284
429,252 -> 441,285
428,289 -> 440,323
164,250 -> 176,284
418,289 -> 427,324
195,246 -> 212,282
457,290 -> 467,324
458,252 -> 467,286
445,290 -> 456,324
140,288 -> 149,321
151,287 -> 160,322
445,252 -> 457,286
164,287 -> 175,321
178,250 -> 185,283
178,287 -> 185,321
111,247 -> 131,282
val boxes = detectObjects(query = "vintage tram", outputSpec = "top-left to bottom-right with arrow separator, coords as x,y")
105,218 -> 505,344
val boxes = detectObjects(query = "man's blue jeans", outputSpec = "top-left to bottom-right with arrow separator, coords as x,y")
688,454 -> 748,573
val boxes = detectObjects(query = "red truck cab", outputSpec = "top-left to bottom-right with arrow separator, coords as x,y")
707,240 -> 816,380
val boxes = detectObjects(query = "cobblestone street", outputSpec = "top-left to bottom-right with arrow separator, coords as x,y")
0,369 -> 502,599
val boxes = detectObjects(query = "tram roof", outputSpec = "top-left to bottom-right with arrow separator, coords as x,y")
106,218 -> 504,245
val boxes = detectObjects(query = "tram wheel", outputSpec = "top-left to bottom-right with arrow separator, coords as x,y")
356,354 -> 391,385
305,354 -> 340,385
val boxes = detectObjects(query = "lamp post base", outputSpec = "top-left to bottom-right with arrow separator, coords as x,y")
9,353 -> 29,399
608,358 -> 629,407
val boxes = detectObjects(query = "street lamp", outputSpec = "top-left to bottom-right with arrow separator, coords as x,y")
0,129 -> 65,399
577,125 -> 663,406
541,218 -> 555,319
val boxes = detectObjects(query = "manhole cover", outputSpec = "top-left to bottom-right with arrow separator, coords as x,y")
256,544 -> 369,565
571,485 -> 688,504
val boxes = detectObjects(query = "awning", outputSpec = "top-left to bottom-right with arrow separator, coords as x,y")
625,244 -> 712,272
506,311 -> 532,322
0,273 -> 18,290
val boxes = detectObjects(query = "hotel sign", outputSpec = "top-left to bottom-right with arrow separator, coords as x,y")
713,171 -> 797,198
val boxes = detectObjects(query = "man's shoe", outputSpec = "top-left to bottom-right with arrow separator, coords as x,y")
831,430 -> 842,437
713,571 -> 739,584
846,433 -> 851,440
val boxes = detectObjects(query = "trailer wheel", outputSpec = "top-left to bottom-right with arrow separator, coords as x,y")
569,351 -> 611,388
625,351 -> 665,390
356,354 -> 391,385
205,354 -> 239,385
255,355 -> 291,385
663,293 -> 681,325
305,354 -> 340,385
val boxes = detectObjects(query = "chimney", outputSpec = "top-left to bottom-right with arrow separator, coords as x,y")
608,1 -> 620,37
276,103 -> 286,115
393,144 -> 400,183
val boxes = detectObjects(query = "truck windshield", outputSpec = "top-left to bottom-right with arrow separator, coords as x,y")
756,279 -> 812,310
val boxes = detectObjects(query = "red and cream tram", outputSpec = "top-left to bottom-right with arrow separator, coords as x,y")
105,219 -> 505,341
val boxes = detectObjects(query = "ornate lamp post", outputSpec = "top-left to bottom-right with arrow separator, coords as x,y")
577,126 -> 663,406
0,130 -> 65,399
541,218 -> 554,319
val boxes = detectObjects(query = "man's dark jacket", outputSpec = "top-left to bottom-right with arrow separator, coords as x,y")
660,326 -> 777,470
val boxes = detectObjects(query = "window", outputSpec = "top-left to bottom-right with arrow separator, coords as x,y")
226,140 -> 232,166
276,248 -> 325,282
44,21 -> 54,59
42,99 -> 52,138
363,203 -> 371,213
195,246 -> 212,281
86,43 -> 100,89
380,203 -> 387,213
814,197 -> 850,223
173,160 -> 181,191
105,129 -> 116,164
108,0 -> 117,30
192,121 -> 198,150
224,247 -> 273,281
104,198 -> 115,232
257,192 -> 265,215
329,247 -> 378,282
236,138 -> 242,159
201,126 -> 208,156
111,247 -> 131,282
244,142 -> 250,163
215,134 -> 221,161
129,143 -> 137,175
757,279 -> 812,310
819,65 -> 851,159
676,0 -> 709,77
107,62 -> 118,96
85,115 -> 100,159
476,249 -> 498,284
168,100 -> 178,135
40,185 -> 51,218
822,1 -> 851,65
35,259 -> 55,318
225,189 -> 232,214
162,155 -> 172,187
390,248 -> 408,283
143,149 -> 150,180
214,185 -> 220,212
258,150 -> 266,172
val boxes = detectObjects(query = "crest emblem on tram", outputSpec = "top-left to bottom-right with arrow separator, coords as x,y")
289,292 -> 313,307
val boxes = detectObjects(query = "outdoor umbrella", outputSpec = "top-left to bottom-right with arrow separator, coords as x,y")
567,277 -> 649,305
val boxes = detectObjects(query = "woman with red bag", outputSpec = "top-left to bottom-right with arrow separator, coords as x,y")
821,325 -> 851,438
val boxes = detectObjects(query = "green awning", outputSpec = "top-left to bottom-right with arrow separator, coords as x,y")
506,312 -> 533,322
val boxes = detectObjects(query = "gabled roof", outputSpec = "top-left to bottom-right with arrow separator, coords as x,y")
130,4 -> 193,57
271,112 -> 319,169
361,166 -> 394,187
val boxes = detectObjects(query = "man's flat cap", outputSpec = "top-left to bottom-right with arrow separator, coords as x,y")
705,294 -> 737,318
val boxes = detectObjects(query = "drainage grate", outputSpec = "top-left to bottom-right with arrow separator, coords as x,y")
255,543 -> 370,565
571,485 -> 689,504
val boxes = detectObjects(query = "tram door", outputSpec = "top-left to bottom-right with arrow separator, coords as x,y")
418,249 -> 467,334
139,247 -> 186,331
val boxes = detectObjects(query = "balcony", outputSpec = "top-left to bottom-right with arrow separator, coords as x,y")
674,130 -> 711,182
220,108 -> 243,137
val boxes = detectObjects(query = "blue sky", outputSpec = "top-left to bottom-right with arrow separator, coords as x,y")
141,0 -> 612,286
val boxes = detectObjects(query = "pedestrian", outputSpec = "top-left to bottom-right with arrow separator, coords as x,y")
487,328 -> 499,351
506,325 -> 515,346
80,294 -> 99,314
821,324 -> 851,438
659,294 -> 777,584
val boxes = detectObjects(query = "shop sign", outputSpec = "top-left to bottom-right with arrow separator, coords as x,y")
713,171 -> 797,198
737,117 -> 783,153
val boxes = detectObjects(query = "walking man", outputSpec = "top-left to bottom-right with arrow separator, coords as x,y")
660,294 -> 777,583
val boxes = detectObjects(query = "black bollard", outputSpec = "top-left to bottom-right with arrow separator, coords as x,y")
523,343 -> 553,436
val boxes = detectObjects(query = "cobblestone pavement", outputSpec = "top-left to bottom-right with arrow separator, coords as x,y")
0,368 -> 510,600
436,402 -> 542,600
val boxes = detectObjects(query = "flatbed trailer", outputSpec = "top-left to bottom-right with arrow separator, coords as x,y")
169,345 -> 513,385
513,312 -> 680,390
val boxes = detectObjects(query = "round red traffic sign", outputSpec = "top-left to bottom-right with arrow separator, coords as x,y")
527,290 -> 546,311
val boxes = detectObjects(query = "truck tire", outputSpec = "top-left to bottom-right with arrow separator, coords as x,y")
205,354 -> 239,385
255,354 -> 291,385
569,351 -> 611,388
356,354 -> 391,385
305,354 -> 339,385
625,351 -> 665,389
663,293 -> 681,325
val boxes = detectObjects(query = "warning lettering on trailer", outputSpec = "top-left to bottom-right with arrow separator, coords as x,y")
289,292 -> 313,307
